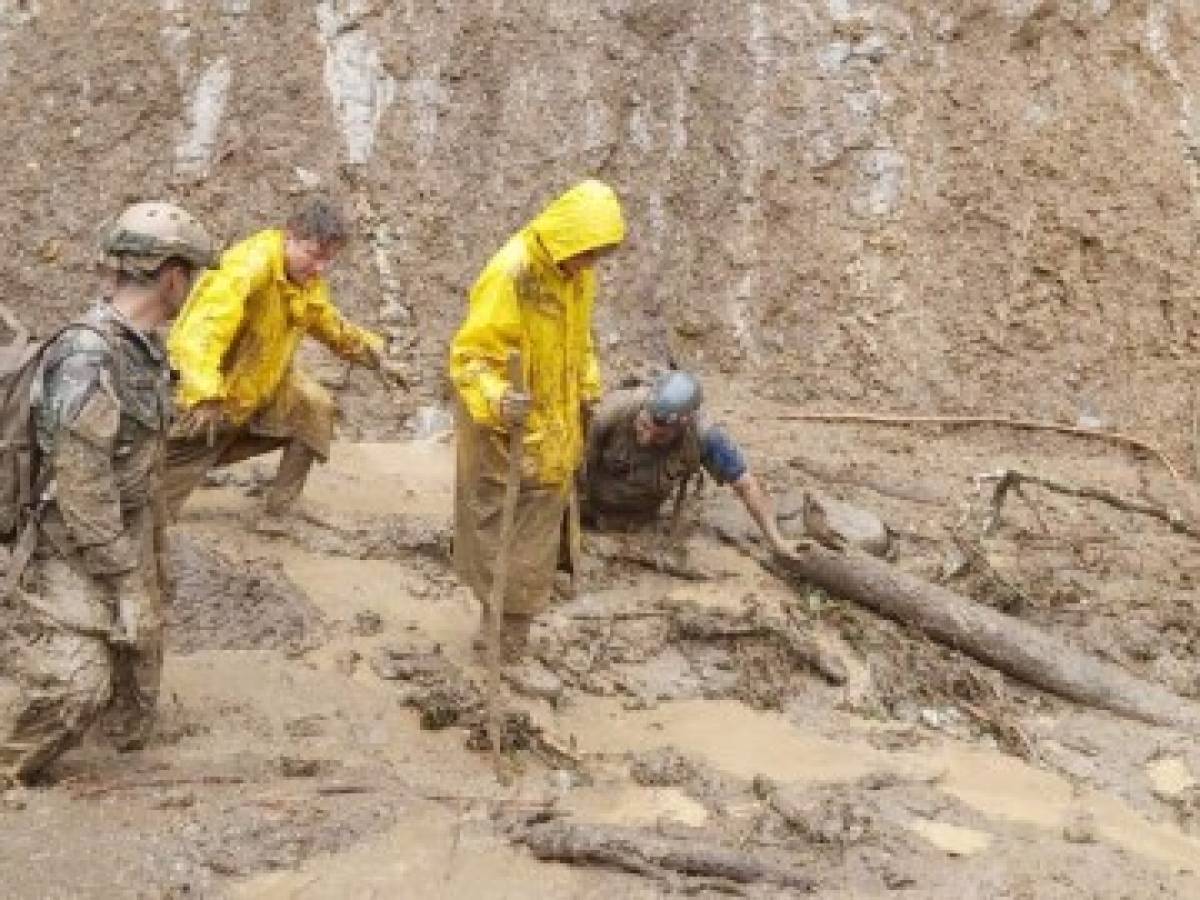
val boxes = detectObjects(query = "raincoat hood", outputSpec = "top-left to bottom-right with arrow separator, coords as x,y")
528,180 -> 625,264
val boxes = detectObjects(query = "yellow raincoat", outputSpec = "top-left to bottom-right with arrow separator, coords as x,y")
168,228 -> 382,424
450,180 -> 624,617
449,179 -> 626,487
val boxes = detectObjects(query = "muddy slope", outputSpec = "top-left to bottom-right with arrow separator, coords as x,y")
0,2 -> 1198,455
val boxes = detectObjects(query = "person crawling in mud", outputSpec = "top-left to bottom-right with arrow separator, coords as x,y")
579,370 -> 791,555
162,198 -> 387,533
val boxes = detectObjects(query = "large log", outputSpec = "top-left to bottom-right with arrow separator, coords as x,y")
775,547 -> 1200,729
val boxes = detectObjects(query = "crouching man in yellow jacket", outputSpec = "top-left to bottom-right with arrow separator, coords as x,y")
450,180 -> 625,670
165,198 -> 385,530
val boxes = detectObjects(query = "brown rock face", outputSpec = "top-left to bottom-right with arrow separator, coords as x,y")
0,1 -> 1196,452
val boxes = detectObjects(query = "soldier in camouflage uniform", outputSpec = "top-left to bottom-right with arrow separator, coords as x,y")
0,202 -> 213,788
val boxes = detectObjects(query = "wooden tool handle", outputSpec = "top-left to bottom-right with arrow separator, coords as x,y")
485,348 -> 526,780
507,349 -> 525,394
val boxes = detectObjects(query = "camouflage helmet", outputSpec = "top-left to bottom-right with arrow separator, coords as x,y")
102,202 -> 214,279
645,370 -> 704,425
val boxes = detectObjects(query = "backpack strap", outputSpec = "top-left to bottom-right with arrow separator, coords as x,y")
1,514 -> 39,601
2,320 -> 113,602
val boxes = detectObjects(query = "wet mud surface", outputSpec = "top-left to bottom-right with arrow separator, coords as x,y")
4,430 -> 1197,899
1,2 -> 1199,896
168,532 -> 327,655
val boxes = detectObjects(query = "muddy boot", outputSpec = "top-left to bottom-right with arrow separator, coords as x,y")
102,714 -> 153,754
494,614 -> 563,702
103,647 -> 159,753
500,613 -> 533,662
101,689 -> 155,753
256,442 -> 316,533
473,612 -> 534,664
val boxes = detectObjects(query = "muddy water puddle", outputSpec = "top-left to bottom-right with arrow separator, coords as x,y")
195,442 -> 1198,895
557,696 -> 1200,874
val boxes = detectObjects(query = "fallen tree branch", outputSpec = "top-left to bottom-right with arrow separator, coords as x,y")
69,774 -> 247,798
673,610 -> 848,686
976,468 -> 1200,540
587,543 -> 724,582
773,546 -> 1200,729
778,412 -> 1183,482
515,820 -> 815,892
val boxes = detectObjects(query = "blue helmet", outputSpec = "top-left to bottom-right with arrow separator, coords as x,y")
645,370 -> 703,424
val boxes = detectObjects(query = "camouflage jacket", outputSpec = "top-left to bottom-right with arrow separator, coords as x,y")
581,387 -> 703,517
32,302 -> 172,576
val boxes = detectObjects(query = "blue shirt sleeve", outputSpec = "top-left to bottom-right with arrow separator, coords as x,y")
699,426 -> 747,485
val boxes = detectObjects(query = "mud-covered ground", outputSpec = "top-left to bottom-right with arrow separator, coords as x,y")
0,1 -> 1198,896
2,381 -> 1198,899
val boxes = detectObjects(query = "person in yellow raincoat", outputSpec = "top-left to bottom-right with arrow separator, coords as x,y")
450,180 -> 625,666
164,198 -> 385,530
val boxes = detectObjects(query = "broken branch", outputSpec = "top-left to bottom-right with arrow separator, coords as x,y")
977,468 -> 1200,540
515,820 -> 815,892
779,412 -> 1183,482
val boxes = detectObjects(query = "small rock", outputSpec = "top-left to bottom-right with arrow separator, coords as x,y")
353,610 -> 384,637
882,868 -> 917,889
504,661 -> 564,704
278,756 -> 331,778
370,641 -> 445,681
940,544 -> 971,580
155,791 -> 196,811
380,301 -> 413,326
1062,811 -> 1097,844
292,166 -> 322,190
1076,400 -> 1106,430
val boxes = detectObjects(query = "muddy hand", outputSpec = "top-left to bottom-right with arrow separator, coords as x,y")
499,389 -> 531,427
174,401 -> 225,447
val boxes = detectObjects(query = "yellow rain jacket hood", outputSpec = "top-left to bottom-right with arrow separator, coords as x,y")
168,229 -> 383,424
449,179 -> 625,487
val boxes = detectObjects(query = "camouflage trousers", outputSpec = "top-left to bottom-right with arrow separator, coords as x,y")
0,553 -> 163,783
